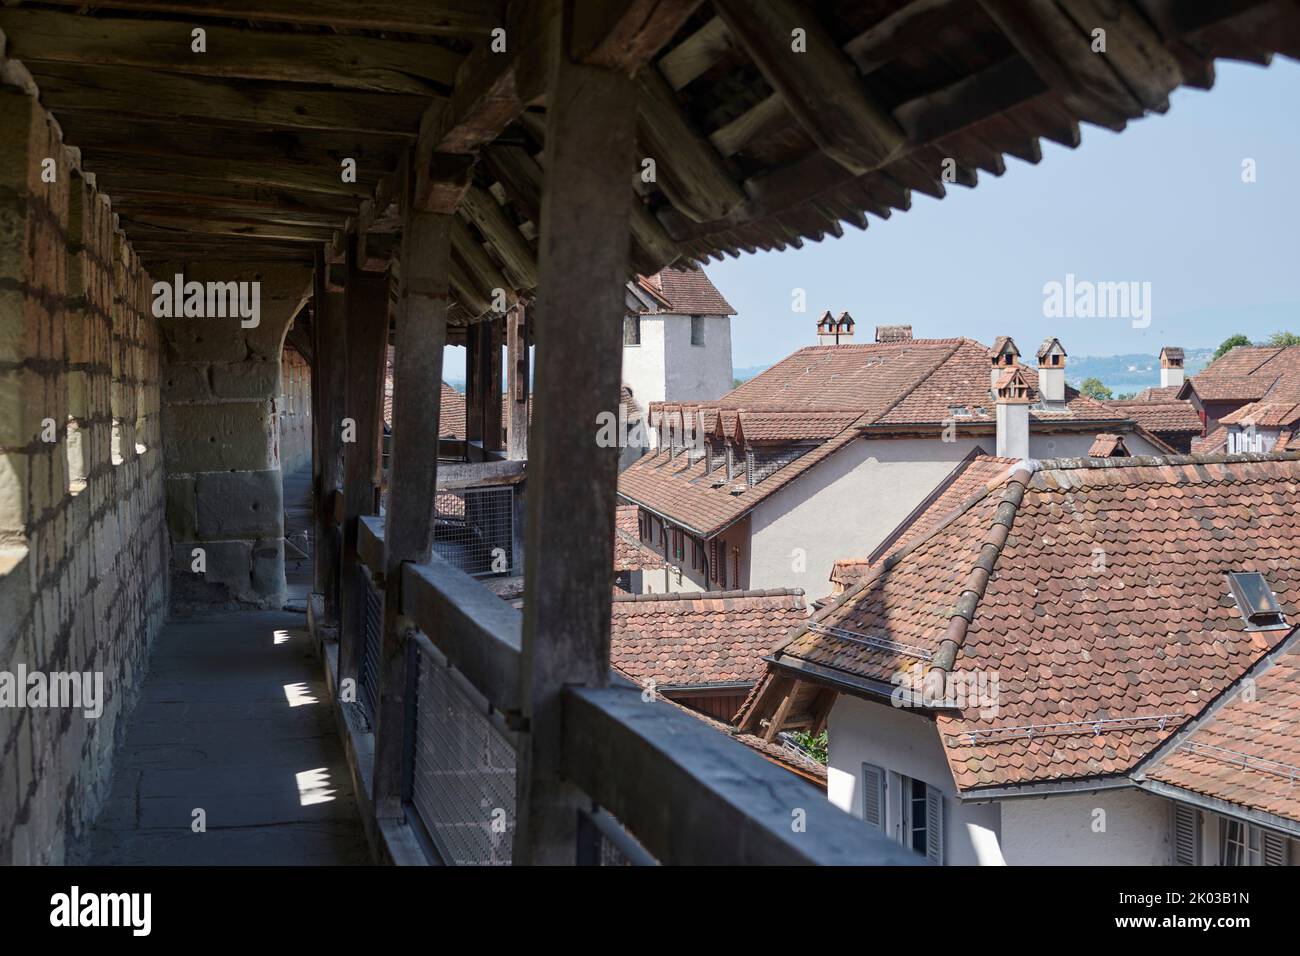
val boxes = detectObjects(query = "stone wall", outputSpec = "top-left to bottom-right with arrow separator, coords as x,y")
159,260 -> 311,611
280,346 -> 312,476
0,81 -> 167,864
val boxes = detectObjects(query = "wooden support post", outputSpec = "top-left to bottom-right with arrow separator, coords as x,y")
464,320 -> 485,457
515,20 -> 637,866
506,300 -> 529,461
372,170 -> 452,819
337,235 -> 390,687
484,317 -> 504,454
314,255 -> 348,623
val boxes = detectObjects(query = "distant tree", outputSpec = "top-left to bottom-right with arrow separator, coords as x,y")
789,729 -> 828,764
1115,392 -> 1136,401
1079,377 -> 1113,401
1214,334 -> 1251,360
1263,331 -> 1300,348
732,377 -> 744,389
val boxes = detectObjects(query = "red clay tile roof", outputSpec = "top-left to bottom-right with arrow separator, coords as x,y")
620,337 -> 1131,536
1105,399 -> 1203,435
1135,385 -> 1184,401
610,587 -> 808,687
830,453 -> 1019,590
1183,346 -> 1300,405
1144,643 -> 1300,825
1087,433 -> 1128,457
748,452 -> 1300,794
613,505 -> 665,573
636,264 -> 734,316
1192,425 -> 1228,454
1220,400 -> 1300,429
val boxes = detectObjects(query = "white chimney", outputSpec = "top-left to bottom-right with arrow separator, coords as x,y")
1036,337 -> 1067,404
1160,346 -> 1185,389
989,336 -> 1020,390
995,367 -> 1031,460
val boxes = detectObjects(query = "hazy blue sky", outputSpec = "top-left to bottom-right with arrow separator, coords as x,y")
444,57 -> 1298,380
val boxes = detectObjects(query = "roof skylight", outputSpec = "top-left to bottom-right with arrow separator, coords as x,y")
1226,572 -> 1287,630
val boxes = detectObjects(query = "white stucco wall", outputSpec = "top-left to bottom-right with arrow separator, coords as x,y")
621,315 -> 667,408
663,313 -> 733,402
747,437 -> 985,593
827,694 -> 1004,865
998,788 -> 1173,865
634,513 -> 750,595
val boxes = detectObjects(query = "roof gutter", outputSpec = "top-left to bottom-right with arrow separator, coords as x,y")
1132,778 -> 1300,839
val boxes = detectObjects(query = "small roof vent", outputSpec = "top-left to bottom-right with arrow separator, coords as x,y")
1226,572 -> 1287,630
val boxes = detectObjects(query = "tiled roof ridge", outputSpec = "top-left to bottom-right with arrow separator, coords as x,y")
929,464 -> 1035,677
790,336 -> 971,354
767,457 -> 1027,661
856,339 -> 969,428
611,587 -> 806,603
1031,449 -> 1300,472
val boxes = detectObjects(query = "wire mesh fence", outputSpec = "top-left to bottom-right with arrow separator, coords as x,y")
432,485 -> 515,577
357,567 -> 383,727
409,640 -> 517,865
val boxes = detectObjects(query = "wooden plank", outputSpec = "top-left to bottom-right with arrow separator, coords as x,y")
338,239 -> 391,688
506,301 -> 529,461
572,0 -> 705,71
709,92 -> 790,157
762,677 -> 798,742
461,185 -> 538,289
464,319 -> 486,449
713,0 -> 905,175
448,251 -> 493,318
108,191 -> 354,222
484,317 -> 504,454
30,62 -> 431,135
450,215 -> 516,309
59,113 -> 406,170
515,31 -> 638,865
636,65 -> 746,223
314,271 -> 349,623
372,183 -> 453,817
0,8 -> 460,93
119,216 -> 332,243
483,145 -> 543,224
845,0 -> 971,73
658,16 -> 732,89
29,0 -> 502,35
358,515 -> 386,576
76,152 -> 377,199
563,685 -> 925,865
415,151 -> 475,214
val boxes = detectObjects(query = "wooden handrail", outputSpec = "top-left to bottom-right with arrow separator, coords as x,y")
400,559 -> 524,723
436,459 -> 526,490
358,515 -> 385,577
562,684 -> 927,866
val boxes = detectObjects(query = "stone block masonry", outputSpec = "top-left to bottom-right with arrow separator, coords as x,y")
0,79 -> 166,864
157,259 -> 311,612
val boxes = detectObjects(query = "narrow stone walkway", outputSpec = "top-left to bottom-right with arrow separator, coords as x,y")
80,611 -> 370,865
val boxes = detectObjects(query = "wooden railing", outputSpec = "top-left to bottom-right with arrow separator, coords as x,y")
350,516 -> 924,867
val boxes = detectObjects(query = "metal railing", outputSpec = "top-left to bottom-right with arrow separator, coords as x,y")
357,564 -> 383,726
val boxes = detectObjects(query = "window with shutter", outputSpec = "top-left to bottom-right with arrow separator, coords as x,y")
925,786 -> 944,864
1173,804 -> 1201,865
1262,829 -> 1288,866
862,763 -> 885,829
709,540 -> 718,582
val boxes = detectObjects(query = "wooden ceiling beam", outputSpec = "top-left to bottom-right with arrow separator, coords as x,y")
121,215 -> 333,242
110,201 -> 343,229
713,0 -> 905,176
636,66 -> 746,223
450,215 -> 516,307
845,0 -> 973,74
572,0 -> 704,72
460,184 -> 537,289
657,16 -> 732,90
30,62 -> 430,136
482,145 -> 543,223
976,0 -> 1180,128
0,8 -> 460,93
27,0 -> 503,36
57,113 -> 405,170
79,152 -> 373,198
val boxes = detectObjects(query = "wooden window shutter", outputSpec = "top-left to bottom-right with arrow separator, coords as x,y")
862,763 -> 885,830
925,786 -> 944,865
1262,829 -> 1288,866
1171,804 -> 1200,865
709,540 -> 718,581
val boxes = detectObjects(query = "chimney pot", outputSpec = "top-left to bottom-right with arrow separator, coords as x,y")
1160,346 -> 1185,389
994,367 -> 1031,459
1036,337 -> 1067,403
875,324 -> 912,343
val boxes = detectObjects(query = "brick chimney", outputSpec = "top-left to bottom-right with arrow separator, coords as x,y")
989,336 -> 1020,389
1036,337 -> 1067,404
875,324 -> 912,343
817,310 -> 855,345
1160,346 -> 1185,389
994,366 -> 1031,459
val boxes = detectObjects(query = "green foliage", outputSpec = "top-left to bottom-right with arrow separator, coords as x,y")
1115,392 -> 1136,401
1263,331 -> 1300,348
790,729 -> 828,764
1214,334 -> 1251,360
1079,377 -> 1113,401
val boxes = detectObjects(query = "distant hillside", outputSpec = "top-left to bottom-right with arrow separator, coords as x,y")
732,364 -> 771,385
1065,349 -> 1212,397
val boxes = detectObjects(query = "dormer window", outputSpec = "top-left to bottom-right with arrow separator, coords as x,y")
1226,572 -> 1287,630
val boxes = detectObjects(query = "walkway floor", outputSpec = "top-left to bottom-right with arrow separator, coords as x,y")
80,611 -> 370,865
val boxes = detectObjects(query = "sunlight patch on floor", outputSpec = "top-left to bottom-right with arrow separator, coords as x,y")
296,768 -> 337,806
283,681 -> 318,708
